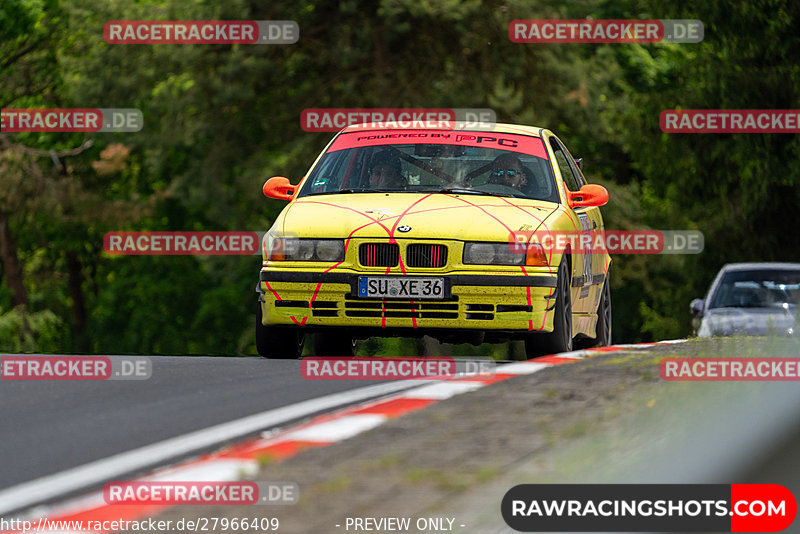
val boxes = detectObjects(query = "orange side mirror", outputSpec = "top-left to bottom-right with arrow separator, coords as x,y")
263,176 -> 296,201
568,184 -> 609,208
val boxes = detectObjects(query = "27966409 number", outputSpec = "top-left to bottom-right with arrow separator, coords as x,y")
194,517 -> 279,531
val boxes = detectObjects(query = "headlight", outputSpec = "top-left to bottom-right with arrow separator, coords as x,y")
315,239 -> 345,261
464,243 -> 497,264
268,238 -> 344,262
494,245 -> 520,265
464,242 -> 521,265
463,242 -> 547,266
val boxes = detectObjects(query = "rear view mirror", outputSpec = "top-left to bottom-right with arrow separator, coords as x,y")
568,184 -> 608,208
263,176 -> 296,201
690,298 -> 705,317
414,144 -> 465,157
414,144 -> 439,157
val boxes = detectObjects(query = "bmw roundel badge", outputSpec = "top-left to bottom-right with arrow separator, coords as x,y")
397,225 -> 412,233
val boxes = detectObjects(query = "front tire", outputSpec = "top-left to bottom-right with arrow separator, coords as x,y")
525,260 -> 573,358
256,303 -> 304,359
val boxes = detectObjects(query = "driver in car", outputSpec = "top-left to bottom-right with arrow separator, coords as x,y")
368,151 -> 406,190
489,153 -> 527,191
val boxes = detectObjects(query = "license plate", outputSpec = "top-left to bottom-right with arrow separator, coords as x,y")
358,277 -> 445,299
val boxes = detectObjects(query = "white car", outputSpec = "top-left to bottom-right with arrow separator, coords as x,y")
691,262 -> 800,337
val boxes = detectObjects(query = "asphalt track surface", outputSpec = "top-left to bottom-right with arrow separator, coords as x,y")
0,355 -> 412,507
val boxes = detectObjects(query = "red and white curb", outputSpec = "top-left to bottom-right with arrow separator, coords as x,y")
2,340 -> 685,533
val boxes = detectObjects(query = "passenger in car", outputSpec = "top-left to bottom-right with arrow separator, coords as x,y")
368,150 -> 406,189
489,153 -> 528,191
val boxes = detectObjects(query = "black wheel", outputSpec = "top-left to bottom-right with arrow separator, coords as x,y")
312,331 -> 357,356
598,278 -> 612,346
525,259 -> 573,358
256,303 -> 304,359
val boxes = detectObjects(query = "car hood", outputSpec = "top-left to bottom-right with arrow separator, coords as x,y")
279,193 -> 560,241
698,307 -> 797,337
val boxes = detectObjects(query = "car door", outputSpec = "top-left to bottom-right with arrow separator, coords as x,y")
560,140 -> 609,298
547,135 -> 604,314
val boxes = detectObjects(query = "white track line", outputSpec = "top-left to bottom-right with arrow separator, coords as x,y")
284,413 -> 387,442
0,380 -> 426,516
398,380 -> 485,399
496,362 -> 551,374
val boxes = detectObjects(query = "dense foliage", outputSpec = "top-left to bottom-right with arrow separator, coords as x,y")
1,0 -> 798,354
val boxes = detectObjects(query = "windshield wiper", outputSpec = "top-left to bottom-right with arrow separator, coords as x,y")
308,188 -> 423,196
435,188 -> 514,198
306,188 -> 371,196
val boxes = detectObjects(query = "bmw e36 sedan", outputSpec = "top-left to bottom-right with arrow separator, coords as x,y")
257,122 -> 611,359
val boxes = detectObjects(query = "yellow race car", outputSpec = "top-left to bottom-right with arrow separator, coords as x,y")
257,122 -> 611,359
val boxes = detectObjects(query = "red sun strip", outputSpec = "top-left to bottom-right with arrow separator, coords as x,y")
328,130 -> 549,159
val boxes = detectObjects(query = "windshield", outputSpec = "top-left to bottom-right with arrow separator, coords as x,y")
709,269 -> 800,309
297,137 -> 558,202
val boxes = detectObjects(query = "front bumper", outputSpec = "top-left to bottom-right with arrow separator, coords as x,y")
258,269 -> 558,332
